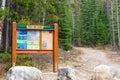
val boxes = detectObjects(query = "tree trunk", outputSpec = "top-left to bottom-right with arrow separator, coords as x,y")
2,19 -> 10,52
1,0 -> 6,9
111,2 -> 116,50
2,0 -> 12,52
116,0 -> 120,49
43,12 -> 45,25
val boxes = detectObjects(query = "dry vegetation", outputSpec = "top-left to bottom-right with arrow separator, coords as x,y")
0,48 -> 82,79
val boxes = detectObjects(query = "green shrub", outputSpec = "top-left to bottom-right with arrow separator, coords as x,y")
0,53 -> 53,72
0,53 -> 33,71
0,53 -> 11,71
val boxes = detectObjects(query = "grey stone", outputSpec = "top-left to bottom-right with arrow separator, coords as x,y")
5,66 -> 43,80
57,67 -> 76,80
91,64 -> 120,80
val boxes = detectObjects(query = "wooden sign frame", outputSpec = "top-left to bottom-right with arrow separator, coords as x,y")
12,22 -> 58,72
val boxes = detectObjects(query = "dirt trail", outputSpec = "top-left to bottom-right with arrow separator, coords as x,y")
74,47 -> 120,80
42,47 -> 120,80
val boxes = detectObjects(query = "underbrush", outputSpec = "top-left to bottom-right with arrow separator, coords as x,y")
58,48 -> 82,66
0,53 -> 53,73
0,47 -> 82,77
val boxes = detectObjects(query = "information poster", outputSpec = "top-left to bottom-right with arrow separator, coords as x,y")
17,30 -> 27,49
27,31 -> 40,49
42,31 -> 53,50
17,30 -> 40,49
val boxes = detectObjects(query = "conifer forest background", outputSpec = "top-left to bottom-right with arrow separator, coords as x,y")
0,0 -> 120,51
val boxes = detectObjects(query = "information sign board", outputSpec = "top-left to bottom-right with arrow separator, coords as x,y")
12,22 -> 58,72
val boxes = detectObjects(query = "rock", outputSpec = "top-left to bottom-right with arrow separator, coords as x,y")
5,66 -> 43,80
57,66 -> 76,80
91,64 -> 120,80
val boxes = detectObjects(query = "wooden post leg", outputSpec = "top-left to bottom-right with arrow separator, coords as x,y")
53,23 -> 58,72
12,22 -> 17,66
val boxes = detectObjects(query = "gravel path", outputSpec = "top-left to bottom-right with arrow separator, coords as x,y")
74,47 -> 120,80
43,47 -> 120,80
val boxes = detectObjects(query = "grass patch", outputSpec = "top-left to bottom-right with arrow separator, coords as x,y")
16,54 -> 34,66
0,53 -> 34,71
0,53 -> 53,73
0,47 -> 83,74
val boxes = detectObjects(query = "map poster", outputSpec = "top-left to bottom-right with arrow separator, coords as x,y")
27,31 -> 40,49
42,31 -> 53,50
17,30 -> 40,49
17,30 -> 27,49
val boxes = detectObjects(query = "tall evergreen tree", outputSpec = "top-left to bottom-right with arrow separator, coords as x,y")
78,0 -> 96,46
10,0 -> 32,23
45,0 -> 59,25
10,0 -> 60,25
59,0 -> 72,50
75,0 -> 110,46
93,1 -> 110,45
73,0 -> 81,46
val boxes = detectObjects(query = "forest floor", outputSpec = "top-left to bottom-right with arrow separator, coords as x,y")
0,47 -> 120,80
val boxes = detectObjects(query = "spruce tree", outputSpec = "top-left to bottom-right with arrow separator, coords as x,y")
75,0 -> 110,46
74,1 -> 81,46
59,0 -> 72,50
93,1 -> 110,45
78,0 -> 96,46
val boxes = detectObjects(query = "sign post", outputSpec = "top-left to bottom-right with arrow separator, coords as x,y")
12,22 -> 58,72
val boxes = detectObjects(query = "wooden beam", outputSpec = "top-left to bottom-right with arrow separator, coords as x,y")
16,50 -> 53,54
53,23 -> 58,72
12,22 -> 17,66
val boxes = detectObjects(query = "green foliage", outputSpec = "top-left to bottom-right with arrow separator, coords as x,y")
0,53 -> 11,71
0,53 -> 54,72
80,0 -> 96,45
93,1 -> 110,45
0,8 -> 9,20
11,0 -> 34,23
9,0 -> 111,50
16,54 -> 33,66
74,2 -> 81,46
74,0 -> 110,46
10,0 -> 73,50
0,53 -> 33,71
10,0 -> 61,25
59,0 -> 72,50
18,18 -> 31,25
46,14 -> 59,24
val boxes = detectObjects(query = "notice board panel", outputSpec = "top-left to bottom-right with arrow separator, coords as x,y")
12,22 -> 58,72
42,31 -> 53,50
17,30 -> 40,49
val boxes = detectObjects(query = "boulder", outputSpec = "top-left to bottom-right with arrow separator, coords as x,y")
57,67 -> 76,80
91,64 -> 120,80
5,66 -> 43,80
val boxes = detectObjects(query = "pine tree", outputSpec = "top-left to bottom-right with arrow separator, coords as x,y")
10,0 -> 32,23
45,0 -> 59,25
59,0 -> 72,50
73,0 -> 81,46
10,0 -> 60,25
93,2 -> 110,45
75,0 -> 110,46
78,0 -> 96,46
